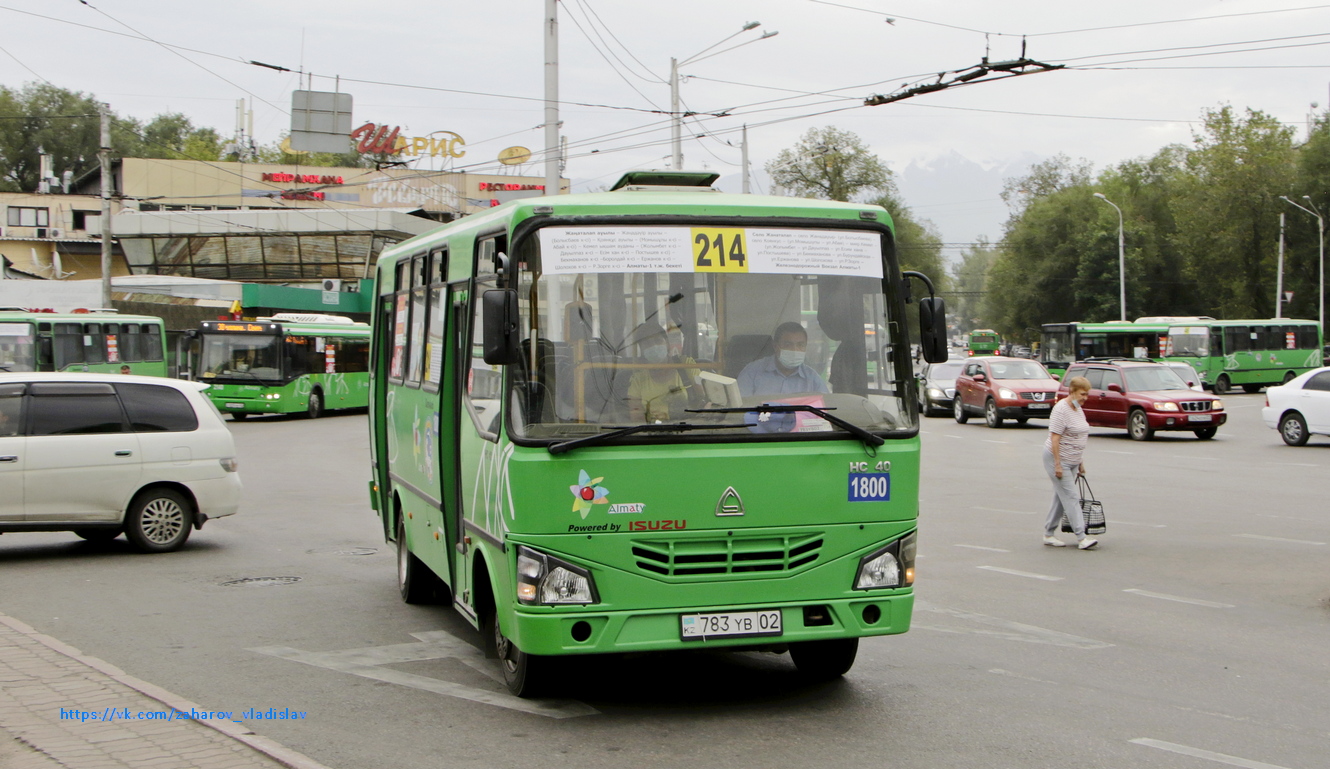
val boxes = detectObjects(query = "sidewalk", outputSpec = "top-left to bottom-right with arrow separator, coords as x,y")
0,611 -> 332,769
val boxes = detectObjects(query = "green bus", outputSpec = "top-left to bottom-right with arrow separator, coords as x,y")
966,328 -> 1001,356
197,313 -> 371,419
0,310 -> 167,375
368,170 -> 948,696
1038,318 -> 1209,377
1163,319 -> 1322,393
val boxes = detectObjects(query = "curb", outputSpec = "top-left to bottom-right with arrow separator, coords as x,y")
0,610 -> 336,769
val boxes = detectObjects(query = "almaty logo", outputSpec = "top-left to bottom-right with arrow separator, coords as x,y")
570,470 -> 609,519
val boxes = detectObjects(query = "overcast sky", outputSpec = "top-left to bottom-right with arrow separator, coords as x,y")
3,0 -> 1327,255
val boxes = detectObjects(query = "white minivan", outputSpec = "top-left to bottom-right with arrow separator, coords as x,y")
0,373 -> 241,552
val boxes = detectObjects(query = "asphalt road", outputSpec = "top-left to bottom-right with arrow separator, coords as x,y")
1,394 -> 1326,769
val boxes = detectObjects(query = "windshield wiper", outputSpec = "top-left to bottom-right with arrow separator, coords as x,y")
216,369 -> 275,385
687,404 -> 885,448
548,422 -> 746,455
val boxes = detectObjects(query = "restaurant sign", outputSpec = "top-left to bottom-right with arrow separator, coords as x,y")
351,123 -> 466,158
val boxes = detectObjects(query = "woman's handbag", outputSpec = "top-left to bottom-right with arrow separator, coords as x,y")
1060,475 -> 1107,535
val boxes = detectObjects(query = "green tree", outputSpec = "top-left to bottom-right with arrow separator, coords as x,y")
1286,110 -> 1330,321
0,82 -> 101,191
766,126 -> 891,202
870,187 -> 946,287
1171,105 -> 1297,317
949,239 -> 999,337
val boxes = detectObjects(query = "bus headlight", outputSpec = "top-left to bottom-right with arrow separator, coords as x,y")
515,546 -> 598,606
854,531 -> 917,590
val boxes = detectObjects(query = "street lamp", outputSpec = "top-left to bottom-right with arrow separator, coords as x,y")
1093,192 -> 1126,322
670,22 -> 777,170
1281,195 -> 1325,333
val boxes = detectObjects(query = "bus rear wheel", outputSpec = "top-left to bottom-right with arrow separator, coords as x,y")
230,412 -> 248,421
396,517 -> 437,604
789,638 -> 859,680
1283,371 -> 1297,384
1213,374 -> 1231,394
306,389 -> 324,419
488,611 -> 548,697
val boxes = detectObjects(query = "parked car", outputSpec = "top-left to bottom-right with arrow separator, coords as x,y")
1058,359 -> 1226,440
953,356 -> 1060,427
917,360 -> 965,417
1261,366 -> 1330,446
0,373 -> 241,552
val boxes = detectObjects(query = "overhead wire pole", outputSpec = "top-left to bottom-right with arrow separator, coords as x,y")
98,102 -> 113,309
544,0 -> 560,196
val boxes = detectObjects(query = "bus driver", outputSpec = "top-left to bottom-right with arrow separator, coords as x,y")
737,321 -> 830,397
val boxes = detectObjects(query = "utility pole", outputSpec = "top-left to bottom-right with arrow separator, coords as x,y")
1276,212 -> 1286,319
98,102 -> 113,309
543,0 -> 560,196
741,125 -> 750,193
670,58 -> 682,169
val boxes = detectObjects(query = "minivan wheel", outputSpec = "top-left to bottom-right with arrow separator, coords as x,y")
1128,409 -> 1154,441
953,396 -> 969,424
1213,374 -> 1231,394
306,389 -> 324,419
124,489 -> 192,553
1279,412 -> 1309,446
984,398 -> 1004,428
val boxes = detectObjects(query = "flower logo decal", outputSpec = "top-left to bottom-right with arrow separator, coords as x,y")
570,470 -> 609,519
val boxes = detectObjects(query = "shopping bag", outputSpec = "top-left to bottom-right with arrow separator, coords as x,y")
1060,475 -> 1106,535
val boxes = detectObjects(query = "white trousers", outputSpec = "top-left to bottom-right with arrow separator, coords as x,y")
1042,448 -> 1086,540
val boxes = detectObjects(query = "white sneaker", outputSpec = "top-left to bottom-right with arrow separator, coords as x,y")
1078,538 -> 1099,550
1043,536 -> 1066,547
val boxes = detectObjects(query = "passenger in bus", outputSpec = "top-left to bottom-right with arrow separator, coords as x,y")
737,321 -> 830,397
627,322 -> 699,423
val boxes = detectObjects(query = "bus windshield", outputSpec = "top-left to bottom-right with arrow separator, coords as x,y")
199,333 -> 282,382
0,323 -> 36,372
507,224 -> 911,443
1125,366 -> 1189,392
1168,327 -> 1209,357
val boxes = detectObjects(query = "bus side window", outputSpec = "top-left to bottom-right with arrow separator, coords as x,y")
83,323 -> 106,364
406,254 -> 428,385
54,323 -> 83,369
425,249 -> 448,388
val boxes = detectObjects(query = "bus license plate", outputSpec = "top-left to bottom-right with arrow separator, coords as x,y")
680,610 -> 782,640
1189,414 -> 1212,422
225,402 -> 244,409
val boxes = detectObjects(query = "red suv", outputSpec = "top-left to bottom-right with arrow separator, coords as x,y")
953,356 -> 1060,427
1058,359 -> 1226,440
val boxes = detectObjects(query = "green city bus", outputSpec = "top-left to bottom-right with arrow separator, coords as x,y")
1163,318 -> 1322,393
197,313 -> 371,419
0,310 -> 167,375
966,328 -> 1001,356
1038,318 -> 1211,377
368,170 -> 947,696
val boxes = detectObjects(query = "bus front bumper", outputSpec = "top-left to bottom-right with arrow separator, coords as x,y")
506,592 -> 913,656
210,395 -> 284,414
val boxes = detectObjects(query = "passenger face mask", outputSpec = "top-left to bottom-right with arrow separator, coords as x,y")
778,349 -> 806,369
643,344 -> 668,364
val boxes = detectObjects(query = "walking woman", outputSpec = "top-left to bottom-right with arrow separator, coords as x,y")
1043,375 -> 1098,550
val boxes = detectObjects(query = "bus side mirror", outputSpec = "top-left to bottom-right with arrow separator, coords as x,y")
918,296 -> 948,363
482,289 -> 522,365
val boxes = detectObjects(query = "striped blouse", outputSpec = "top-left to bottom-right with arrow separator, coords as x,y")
1044,398 -> 1090,466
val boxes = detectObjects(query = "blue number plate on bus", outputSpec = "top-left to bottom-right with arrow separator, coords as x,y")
848,473 -> 890,502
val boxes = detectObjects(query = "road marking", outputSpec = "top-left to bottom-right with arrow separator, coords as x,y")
1257,513 -> 1321,522
914,601 -> 1111,649
982,439 -> 1008,444
974,505 -> 1035,515
250,630 -> 598,719
1111,520 -> 1167,528
1265,462 -> 1320,468
978,565 -> 1063,581
943,433 -> 963,439
1171,454 -> 1218,461
1124,589 -> 1234,608
989,668 -> 1059,685
1102,449 -> 1135,455
954,544 -> 1010,552
1233,533 -> 1326,546
1129,738 -> 1292,769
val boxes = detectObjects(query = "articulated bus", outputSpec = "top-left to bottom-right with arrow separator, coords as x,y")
368,170 -> 948,696
966,328 -> 1001,356
0,310 -> 167,375
197,313 -> 371,419
1163,319 -> 1322,393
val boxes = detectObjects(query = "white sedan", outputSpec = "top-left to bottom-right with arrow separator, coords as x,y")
1261,367 -> 1330,446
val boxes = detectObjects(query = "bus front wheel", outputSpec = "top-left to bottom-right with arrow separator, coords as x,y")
230,412 -> 248,421
1213,374 -> 1231,394
789,637 -> 859,680
488,611 -> 547,697
307,389 -> 324,419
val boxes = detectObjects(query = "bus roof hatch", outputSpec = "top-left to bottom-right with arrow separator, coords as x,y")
610,170 -> 721,192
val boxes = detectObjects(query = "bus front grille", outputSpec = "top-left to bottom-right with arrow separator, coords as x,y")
631,534 -> 823,578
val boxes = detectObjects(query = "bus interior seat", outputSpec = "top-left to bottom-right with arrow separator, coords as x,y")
723,335 -> 773,379
518,338 -> 558,423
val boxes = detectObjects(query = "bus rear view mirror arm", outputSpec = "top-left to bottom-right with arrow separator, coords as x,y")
482,289 -> 523,365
